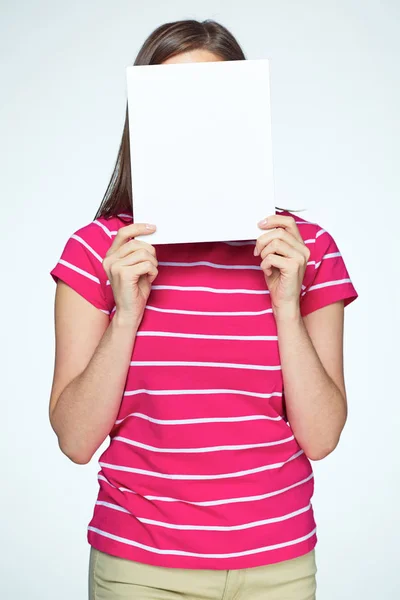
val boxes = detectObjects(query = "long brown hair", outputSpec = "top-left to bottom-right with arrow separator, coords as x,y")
94,19 -> 299,221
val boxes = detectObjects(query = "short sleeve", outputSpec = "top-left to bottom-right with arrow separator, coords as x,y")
50,222 -> 111,313
300,227 -> 359,317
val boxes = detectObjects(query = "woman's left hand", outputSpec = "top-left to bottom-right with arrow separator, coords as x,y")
254,214 -> 310,316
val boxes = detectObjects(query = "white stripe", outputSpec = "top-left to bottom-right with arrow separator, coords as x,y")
93,220 -> 113,238
87,525 -> 316,558
100,309 -> 111,315
314,251 -> 341,269
111,434 -> 295,453
118,213 -> 133,218
71,234 -> 103,263
158,261 -> 262,270
58,259 -> 100,284
99,449 -> 303,481
96,502 -> 311,531
96,501 -> 130,514
136,331 -> 277,341
122,388 -> 282,400
130,361 -> 281,371
302,278 -> 352,296
145,305 -> 273,316
316,228 -> 327,238
151,285 -> 269,295
97,472 -> 314,507
115,408 -> 283,426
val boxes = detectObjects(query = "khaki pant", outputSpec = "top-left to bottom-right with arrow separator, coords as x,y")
89,546 -> 317,599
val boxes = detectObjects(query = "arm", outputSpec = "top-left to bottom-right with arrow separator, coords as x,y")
274,301 -> 347,460
49,222 -> 158,464
255,213 -> 358,461
49,283 -> 137,464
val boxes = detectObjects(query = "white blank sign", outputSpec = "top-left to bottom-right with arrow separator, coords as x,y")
126,59 -> 275,245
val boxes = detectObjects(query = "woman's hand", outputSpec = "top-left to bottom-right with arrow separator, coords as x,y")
254,214 -> 310,317
102,223 -> 158,326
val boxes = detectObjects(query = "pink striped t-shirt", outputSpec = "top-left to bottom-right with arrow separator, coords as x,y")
50,209 -> 358,570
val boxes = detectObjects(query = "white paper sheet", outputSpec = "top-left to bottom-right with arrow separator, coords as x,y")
126,59 -> 275,245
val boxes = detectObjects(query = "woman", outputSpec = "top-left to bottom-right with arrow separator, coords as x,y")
49,19 -> 358,600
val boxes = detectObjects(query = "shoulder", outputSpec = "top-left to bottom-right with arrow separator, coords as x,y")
50,212 -> 132,313
279,211 -> 359,313
71,212 -> 133,257
277,209 -> 334,252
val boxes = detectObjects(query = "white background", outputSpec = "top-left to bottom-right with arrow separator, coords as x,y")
1,1 -> 399,598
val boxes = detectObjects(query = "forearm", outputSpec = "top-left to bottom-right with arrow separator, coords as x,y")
51,312 -> 138,464
274,305 -> 347,460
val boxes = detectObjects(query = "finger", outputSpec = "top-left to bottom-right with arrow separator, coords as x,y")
117,249 -> 158,269
147,270 -> 158,285
255,227 -> 305,257
106,223 -> 156,256
260,240 -> 308,264
260,239 -> 298,261
117,238 -> 157,259
128,261 -> 159,283
257,215 -> 302,243
260,241 -> 309,272
261,253 -> 288,273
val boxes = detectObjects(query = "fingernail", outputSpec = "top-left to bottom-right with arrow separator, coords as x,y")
145,223 -> 156,230
258,218 -> 268,227
254,246 -> 259,257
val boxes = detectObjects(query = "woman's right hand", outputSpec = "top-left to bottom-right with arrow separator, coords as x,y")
102,223 -> 158,326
